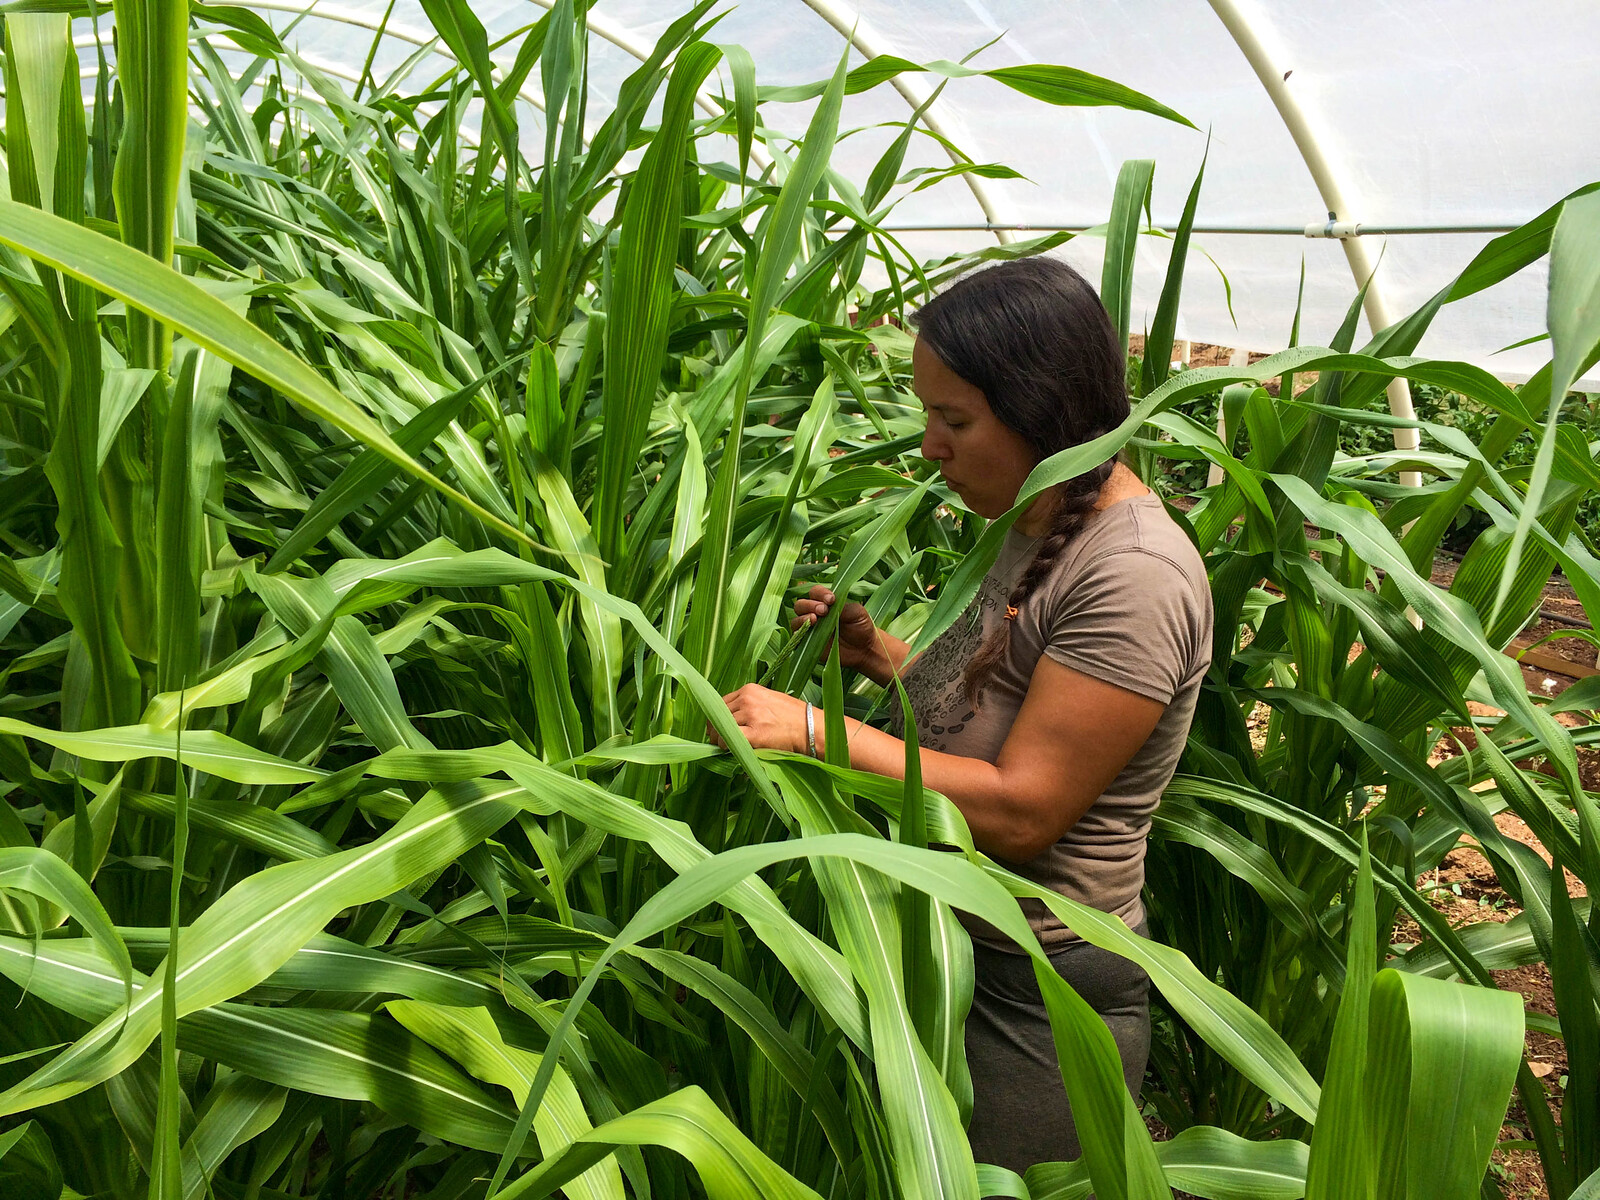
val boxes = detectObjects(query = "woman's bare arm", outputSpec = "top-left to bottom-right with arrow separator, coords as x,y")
862,630 -> 915,688
816,656 -> 1163,861
719,656 -> 1163,861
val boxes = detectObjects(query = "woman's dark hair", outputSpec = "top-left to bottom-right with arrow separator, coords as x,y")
911,256 -> 1130,705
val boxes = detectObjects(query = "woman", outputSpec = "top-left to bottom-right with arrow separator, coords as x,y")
718,257 -> 1214,1174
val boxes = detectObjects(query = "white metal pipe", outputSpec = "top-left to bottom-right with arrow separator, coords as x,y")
799,0 -> 1013,245
873,221 -> 1518,236
1208,0 -> 1421,488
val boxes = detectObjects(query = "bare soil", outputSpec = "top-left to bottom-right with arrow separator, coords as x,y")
1130,336 -> 1319,396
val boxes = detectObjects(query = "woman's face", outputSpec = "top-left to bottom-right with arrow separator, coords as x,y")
913,337 -> 1040,519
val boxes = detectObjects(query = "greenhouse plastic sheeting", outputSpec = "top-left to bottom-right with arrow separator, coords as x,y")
57,1 -> 1600,382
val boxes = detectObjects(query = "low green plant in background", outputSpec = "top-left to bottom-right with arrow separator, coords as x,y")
0,4 -> 1595,1200
1163,379 -> 1600,550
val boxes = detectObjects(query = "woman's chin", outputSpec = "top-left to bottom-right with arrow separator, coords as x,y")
944,482 -> 1005,519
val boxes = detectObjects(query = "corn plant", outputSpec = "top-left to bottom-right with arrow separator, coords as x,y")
0,4 -> 1591,1199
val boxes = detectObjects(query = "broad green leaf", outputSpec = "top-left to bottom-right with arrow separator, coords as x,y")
0,779 -> 525,1113
687,39 -> 850,687
0,200 -> 538,550
1102,159 -> 1154,355
1366,969 -> 1524,1199
992,866 -> 1320,1126
181,1074 -> 285,1200
0,846 -> 132,1015
1305,832 -> 1377,1200
1141,148 -> 1207,394
496,1087 -> 822,1200
0,1120 -> 62,1200
503,833 -> 1169,1200
0,717 -> 320,785
1026,1125 -> 1309,1200
317,740 -> 864,1046
266,353 -> 525,571
530,455 -> 624,738
0,935 -> 520,1151
776,765 -> 977,1200
8,12 -> 69,213
595,39 -> 722,564
113,0 -> 189,370
1490,190 -> 1600,632
760,57 -> 1194,131
386,1002 -> 623,1200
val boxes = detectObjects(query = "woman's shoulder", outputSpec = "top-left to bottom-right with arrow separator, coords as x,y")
1024,492 -> 1212,699
1067,493 -> 1206,584
1028,493 -> 1213,652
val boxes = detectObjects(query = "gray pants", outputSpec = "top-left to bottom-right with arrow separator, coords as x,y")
965,932 -> 1151,1179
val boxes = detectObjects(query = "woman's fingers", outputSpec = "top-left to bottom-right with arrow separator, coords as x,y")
790,596 -> 830,633
792,588 -> 837,625
709,689 -> 745,749
792,587 -> 835,617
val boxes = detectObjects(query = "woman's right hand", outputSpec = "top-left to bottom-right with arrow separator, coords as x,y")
791,585 -> 880,673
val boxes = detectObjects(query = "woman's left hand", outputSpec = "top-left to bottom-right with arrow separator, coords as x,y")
712,684 -> 809,754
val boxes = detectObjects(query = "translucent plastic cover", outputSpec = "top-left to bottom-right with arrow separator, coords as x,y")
55,2 -> 1600,381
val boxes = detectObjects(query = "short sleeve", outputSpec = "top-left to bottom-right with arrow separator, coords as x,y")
1041,548 -> 1204,705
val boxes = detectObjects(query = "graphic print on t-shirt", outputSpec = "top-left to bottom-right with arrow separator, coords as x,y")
887,569 -> 1007,751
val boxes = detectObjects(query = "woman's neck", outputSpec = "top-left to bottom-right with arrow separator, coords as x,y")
1015,491 -> 1057,537
1014,462 -> 1149,537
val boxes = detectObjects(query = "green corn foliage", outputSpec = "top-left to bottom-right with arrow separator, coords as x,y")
0,7 -> 1593,1200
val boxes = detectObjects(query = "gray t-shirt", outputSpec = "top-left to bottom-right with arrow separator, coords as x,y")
889,492 -> 1213,950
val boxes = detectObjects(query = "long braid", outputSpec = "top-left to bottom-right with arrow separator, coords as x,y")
961,460 -> 1114,706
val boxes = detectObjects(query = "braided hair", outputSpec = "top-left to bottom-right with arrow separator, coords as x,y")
911,257 -> 1130,706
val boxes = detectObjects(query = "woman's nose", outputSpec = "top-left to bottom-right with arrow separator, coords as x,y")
920,430 -> 949,462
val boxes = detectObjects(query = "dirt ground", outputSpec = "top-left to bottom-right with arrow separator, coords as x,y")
1131,336 -> 1317,396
